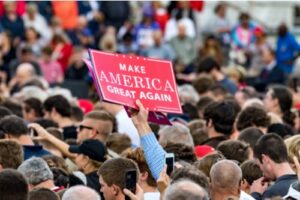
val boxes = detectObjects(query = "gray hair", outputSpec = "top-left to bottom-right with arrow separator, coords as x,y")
159,123 -> 194,147
62,186 -> 101,200
17,157 -> 53,186
163,179 -> 209,200
178,84 -> 199,105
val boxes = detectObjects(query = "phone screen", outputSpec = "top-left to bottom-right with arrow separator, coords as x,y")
125,169 -> 137,193
165,153 -> 174,176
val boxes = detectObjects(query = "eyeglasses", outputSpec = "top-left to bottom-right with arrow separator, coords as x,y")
77,124 -> 94,132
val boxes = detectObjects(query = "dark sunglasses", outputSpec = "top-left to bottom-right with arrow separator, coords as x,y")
77,124 -> 94,132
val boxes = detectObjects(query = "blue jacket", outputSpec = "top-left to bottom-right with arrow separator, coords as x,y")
276,32 -> 300,74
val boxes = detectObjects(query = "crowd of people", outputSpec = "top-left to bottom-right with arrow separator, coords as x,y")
1,1 -> 300,200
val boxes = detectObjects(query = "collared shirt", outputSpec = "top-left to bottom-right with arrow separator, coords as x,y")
23,145 -> 51,160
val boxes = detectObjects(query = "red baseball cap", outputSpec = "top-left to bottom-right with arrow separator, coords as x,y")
78,99 -> 94,114
194,145 -> 215,158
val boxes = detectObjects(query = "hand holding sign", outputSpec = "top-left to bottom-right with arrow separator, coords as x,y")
131,100 -> 152,136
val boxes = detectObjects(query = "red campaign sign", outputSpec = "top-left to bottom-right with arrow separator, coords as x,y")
89,50 -> 182,114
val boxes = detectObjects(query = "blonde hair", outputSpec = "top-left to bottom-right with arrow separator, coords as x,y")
285,135 -> 300,163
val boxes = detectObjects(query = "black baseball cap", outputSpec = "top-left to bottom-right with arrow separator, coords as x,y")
69,139 -> 107,162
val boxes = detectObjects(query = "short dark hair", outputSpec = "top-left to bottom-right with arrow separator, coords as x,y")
209,85 -> 229,99
171,166 -> 209,191
197,57 -> 221,73
43,95 -> 71,117
0,115 -> 29,137
196,96 -> 214,118
164,142 -> 197,164
71,106 -> 84,122
98,158 -> 139,189
236,106 -> 270,131
204,101 -> 236,136
24,98 -> 44,118
29,188 -> 59,200
0,106 -> 13,119
0,169 -> 28,200
240,160 -> 263,185
238,127 -> 263,149
254,133 -> 288,163
191,128 -> 208,146
106,133 -> 131,154
217,140 -> 250,164
1,100 -> 23,117
34,118 -> 59,129
267,123 -> 295,139
194,152 -> 225,177
192,75 -> 215,95
0,140 -> 23,169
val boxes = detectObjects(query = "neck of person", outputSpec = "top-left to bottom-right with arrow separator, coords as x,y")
31,179 -> 56,191
57,117 -> 74,128
208,127 -> 226,139
213,71 -> 225,82
17,135 -> 35,146
211,188 -> 239,200
274,162 -> 295,178
140,181 -> 158,193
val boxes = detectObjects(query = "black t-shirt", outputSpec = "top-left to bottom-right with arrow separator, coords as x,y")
86,171 -> 104,199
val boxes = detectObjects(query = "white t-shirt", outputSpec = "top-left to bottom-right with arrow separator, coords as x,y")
144,192 -> 160,200
240,191 -> 255,200
115,109 -> 140,147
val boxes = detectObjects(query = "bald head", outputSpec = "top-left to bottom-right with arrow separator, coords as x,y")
163,179 -> 208,200
210,160 -> 242,190
62,186 -> 101,200
178,22 -> 186,38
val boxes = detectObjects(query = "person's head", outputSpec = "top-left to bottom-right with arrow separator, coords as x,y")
217,140 -> 251,164
197,57 -> 221,76
23,98 -> 44,122
71,106 -> 84,123
77,110 -> 115,143
264,85 -> 295,127
98,158 -> 139,200
267,123 -> 295,139
25,27 -> 40,42
207,85 -> 229,101
34,118 -> 59,129
240,160 -> 263,194
278,23 -> 288,37
41,45 -> 53,61
29,188 -> 60,200
262,48 -> 275,65
122,147 -> 156,189
204,101 -> 236,137
194,152 -> 225,177
0,115 -> 29,140
164,142 -> 197,164
196,96 -> 215,119
171,166 -> 209,192
210,160 -> 242,198
0,140 -> 23,171
178,84 -> 199,105
76,16 -> 88,31
42,155 -> 69,174
26,3 -> 38,17
0,106 -> 13,119
43,95 -> 72,122
18,157 -> 54,190
239,12 -> 250,28
192,75 -> 216,96
16,63 -> 36,86
0,169 -> 28,200
163,179 -> 209,200
3,1 -> 16,14
69,139 -> 107,172
238,127 -> 264,150
62,185 -> 101,200
152,30 -> 163,46
214,3 -> 226,17
253,133 -> 289,181
177,22 -> 187,38
236,106 -> 270,132
158,123 -> 194,147
106,133 -> 131,154
234,87 -> 258,107
191,128 -> 208,146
